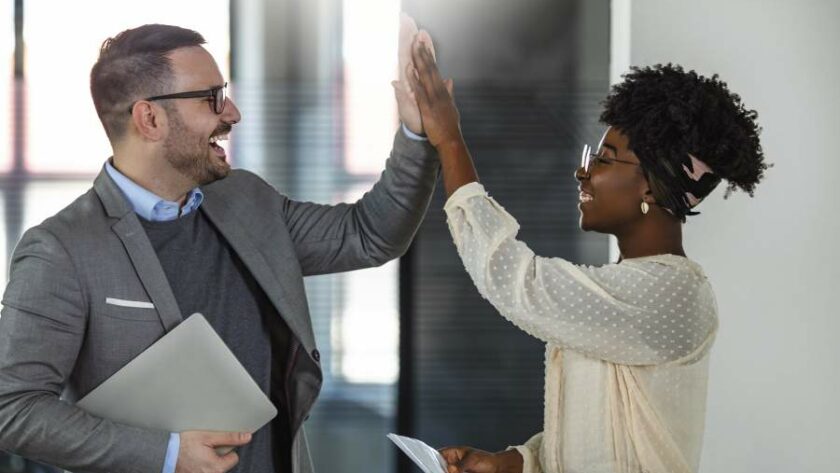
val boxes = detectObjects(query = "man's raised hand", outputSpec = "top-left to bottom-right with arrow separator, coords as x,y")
393,13 -> 436,135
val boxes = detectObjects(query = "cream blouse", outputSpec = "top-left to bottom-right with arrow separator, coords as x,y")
443,182 -> 718,473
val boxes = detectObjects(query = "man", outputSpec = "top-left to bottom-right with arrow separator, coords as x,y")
0,20 -> 437,473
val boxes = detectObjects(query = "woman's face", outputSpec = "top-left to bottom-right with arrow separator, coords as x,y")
575,127 -> 651,234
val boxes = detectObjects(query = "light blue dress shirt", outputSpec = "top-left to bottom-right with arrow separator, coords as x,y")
105,162 -> 203,222
104,125 -> 423,473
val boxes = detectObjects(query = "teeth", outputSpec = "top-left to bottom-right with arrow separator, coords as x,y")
579,192 -> 594,203
209,134 -> 229,144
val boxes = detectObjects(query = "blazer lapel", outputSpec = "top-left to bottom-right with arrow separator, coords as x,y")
93,166 -> 184,331
200,191 -> 318,356
111,216 -> 184,331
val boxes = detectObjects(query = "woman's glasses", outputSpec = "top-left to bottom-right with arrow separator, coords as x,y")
580,144 -> 640,174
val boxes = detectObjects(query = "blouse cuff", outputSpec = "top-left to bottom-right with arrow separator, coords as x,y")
443,181 -> 486,212
507,445 -> 539,473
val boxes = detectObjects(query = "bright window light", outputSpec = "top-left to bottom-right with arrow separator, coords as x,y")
0,0 -> 13,172
335,184 -> 400,384
342,0 -> 399,175
22,180 -> 90,233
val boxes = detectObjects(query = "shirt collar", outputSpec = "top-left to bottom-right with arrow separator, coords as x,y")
105,160 -> 204,222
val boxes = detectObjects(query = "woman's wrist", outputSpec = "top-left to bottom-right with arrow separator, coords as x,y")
494,449 -> 524,473
435,135 -> 468,157
436,136 -> 479,197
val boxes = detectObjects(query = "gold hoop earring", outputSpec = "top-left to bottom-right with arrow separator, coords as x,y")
641,202 -> 650,215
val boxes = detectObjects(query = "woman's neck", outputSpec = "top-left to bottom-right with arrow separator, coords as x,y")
615,213 -> 686,261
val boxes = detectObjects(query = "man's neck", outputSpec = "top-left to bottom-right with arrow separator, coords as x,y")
112,153 -> 193,205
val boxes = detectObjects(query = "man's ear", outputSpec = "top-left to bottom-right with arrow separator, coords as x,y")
130,101 -> 167,141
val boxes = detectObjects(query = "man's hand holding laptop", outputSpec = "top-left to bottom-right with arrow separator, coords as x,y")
175,430 -> 252,473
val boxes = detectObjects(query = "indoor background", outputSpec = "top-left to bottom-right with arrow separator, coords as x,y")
0,1 -> 837,472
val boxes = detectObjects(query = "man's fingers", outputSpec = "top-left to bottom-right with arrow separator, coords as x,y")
214,446 -> 236,456
392,80 -> 409,98
218,451 -> 240,471
444,79 -> 454,97
204,431 -> 252,447
392,80 -> 417,112
398,13 -> 419,83
400,13 -> 419,38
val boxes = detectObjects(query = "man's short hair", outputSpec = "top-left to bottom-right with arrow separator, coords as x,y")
90,24 -> 205,142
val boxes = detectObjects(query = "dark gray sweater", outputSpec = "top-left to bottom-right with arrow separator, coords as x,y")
141,208 -> 292,473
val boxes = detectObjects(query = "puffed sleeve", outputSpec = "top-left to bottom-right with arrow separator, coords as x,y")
444,182 -> 718,366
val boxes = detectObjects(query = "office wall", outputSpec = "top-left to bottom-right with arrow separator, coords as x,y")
628,1 -> 840,471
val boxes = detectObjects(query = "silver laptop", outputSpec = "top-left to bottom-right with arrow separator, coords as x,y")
77,313 -> 277,434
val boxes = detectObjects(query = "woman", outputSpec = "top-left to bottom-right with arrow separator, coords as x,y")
406,39 -> 767,473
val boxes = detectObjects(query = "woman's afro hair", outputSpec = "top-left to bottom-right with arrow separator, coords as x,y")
600,63 -> 769,205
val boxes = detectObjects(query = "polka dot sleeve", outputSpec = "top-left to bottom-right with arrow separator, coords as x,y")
444,182 -> 718,366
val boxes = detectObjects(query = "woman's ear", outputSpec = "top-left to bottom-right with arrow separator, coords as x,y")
642,189 -> 657,204
638,173 -> 657,204
643,174 -> 671,206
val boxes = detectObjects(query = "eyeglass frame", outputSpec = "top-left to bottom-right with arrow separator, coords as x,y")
128,82 -> 228,115
579,143 -> 641,174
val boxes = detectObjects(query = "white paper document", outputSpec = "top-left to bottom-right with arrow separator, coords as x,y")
387,433 -> 448,473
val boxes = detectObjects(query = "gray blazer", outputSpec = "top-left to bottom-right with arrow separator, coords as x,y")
0,131 -> 438,473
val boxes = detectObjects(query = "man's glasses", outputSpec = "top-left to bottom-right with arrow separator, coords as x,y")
579,144 -> 640,174
128,83 -> 227,115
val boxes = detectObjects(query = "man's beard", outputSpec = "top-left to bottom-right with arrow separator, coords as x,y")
163,109 -> 230,186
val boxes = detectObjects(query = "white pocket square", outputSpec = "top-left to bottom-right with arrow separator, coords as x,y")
105,297 -> 155,309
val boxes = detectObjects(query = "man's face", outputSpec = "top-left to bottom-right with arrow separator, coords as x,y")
162,46 -> 241,186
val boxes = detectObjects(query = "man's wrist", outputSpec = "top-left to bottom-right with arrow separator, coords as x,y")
161,432 -> 180,473
401,123 -> 428,141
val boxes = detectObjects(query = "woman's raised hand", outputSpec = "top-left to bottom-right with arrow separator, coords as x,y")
406,36 -> 461,148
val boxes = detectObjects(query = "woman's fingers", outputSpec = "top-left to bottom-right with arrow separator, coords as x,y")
439,447 -> 463,463
421,45 -> 445,89
406,63 -> 428,106
417,29 -> 436,61
411,39 -> 441,97
439,447 -> 466,473
412,40 -> 435,92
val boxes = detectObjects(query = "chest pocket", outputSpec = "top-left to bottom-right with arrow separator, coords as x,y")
100,297 -> 160,322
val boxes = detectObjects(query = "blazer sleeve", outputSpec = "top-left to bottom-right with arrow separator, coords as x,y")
279,128 -> 439,276
0,226 -> 169,473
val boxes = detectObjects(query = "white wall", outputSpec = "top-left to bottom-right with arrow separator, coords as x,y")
626,1 -> 840,471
